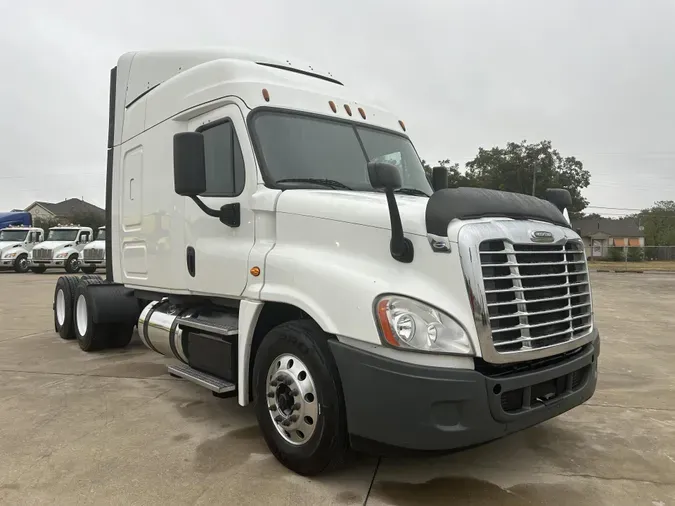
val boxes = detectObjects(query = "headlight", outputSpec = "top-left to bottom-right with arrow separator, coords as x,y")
55,252 -> 69,258
374,295 -> 474,355
3,252 -> 17,259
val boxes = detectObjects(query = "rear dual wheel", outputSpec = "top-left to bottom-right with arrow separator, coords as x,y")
53,274 -> 103,340
73,279 -> 133,352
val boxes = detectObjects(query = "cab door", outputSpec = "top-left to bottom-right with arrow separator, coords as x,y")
183,103 -> 256,298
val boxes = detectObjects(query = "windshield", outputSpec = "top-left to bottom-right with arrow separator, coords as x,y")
97,229 -> 106,241
250,111 -> 432,194
0,230 -> 27,242
47,229 -> 78,241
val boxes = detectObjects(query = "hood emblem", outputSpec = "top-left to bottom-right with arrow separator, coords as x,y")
530,230 -> 554,243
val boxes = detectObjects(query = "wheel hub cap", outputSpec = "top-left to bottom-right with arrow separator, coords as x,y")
76,294 -> 88,336
265,354 -> 318,446
56,290 -> 66,326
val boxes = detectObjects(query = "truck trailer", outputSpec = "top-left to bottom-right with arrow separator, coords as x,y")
51,49 -> 600,476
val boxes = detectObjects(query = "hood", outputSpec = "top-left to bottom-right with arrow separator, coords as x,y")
33,241 -> 72,251
0,242 -> 22,253
275,190 -> 429,236
83,240 -> 105,251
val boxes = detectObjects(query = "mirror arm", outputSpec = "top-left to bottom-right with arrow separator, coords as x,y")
190,196 -> 220,218
384,190 -> 414,263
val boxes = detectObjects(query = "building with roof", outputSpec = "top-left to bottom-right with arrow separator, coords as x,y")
572,217 -> 644,258
24,198 -> 105,223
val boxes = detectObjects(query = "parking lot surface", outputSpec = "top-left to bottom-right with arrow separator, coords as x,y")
0,271 -> 674,505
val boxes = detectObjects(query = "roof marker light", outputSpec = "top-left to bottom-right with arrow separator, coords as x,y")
329,101 -> 337,113
398,120 -> 406,131
262,88 -> 270,102
344,104 -> 352,116
358,107 -> 366,119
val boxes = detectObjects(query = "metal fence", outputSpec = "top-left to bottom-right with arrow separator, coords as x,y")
585,245 -> 675,271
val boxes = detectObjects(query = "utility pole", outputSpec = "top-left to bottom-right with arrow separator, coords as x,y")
532,161 -> 538,196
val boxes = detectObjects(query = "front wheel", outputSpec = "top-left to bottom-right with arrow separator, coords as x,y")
65,255 -> 80,274
30,265 -> 47,274
253,320 -> 349,476
80,264 -> 97,274
13,254 -> 29,273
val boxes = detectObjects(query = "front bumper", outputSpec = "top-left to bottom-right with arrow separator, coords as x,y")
329,330 -> 599,453
1,258 -> 16,267
81,260 -> 105,267
30,259 -> 66,268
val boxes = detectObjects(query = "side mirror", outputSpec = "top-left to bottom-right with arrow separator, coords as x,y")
367,162 -> 402,190
173,132 -> 206,196
366,162 -> 413,263
432,166 -> 448,191
544,188 -> 573,213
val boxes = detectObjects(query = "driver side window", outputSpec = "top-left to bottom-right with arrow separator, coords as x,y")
200,119 -> 246,197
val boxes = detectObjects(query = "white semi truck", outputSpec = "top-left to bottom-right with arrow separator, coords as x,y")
31,225 -> 93,273
51,49 -> 599,476
79,226 -> 107,274
0,226 -> 44,272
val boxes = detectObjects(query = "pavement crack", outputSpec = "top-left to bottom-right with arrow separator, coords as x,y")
555,472 -> 675,486
363,457 -> 381,505
586,402 -> 675,413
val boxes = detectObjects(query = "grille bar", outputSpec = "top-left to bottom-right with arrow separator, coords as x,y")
485,280 -> 588,294
484,270 -> 589,281
480,238 -> 592,354
32,249 -> 52,260
482,260 -> 585,268
489,301 -> 592,320
494,323 -> 593,347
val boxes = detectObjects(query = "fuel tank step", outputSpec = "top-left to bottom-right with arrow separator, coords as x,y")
168,363 -> 236,394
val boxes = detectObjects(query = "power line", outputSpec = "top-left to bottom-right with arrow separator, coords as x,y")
0,173 -> 103,180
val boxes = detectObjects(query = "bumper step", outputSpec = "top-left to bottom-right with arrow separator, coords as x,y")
168,363 -> 236,394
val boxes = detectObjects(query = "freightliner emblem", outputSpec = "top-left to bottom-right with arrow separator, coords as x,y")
530,230 -> 554,243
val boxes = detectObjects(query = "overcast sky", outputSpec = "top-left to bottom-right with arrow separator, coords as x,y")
1,0 -> 673,216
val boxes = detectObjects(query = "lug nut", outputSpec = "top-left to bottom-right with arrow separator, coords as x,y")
291,403 -> 301,411
269,404 -> 277,412
290,389 -> 299,396
274,415 -> 283,422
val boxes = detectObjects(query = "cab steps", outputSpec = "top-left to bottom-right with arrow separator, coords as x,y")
168,363 -> 236,397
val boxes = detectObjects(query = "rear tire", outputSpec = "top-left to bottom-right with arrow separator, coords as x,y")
65,255 -> 80,274
80,265 -> 97,274
13,254 -> 29,273
53,276 -> 81,340
252,320 -> 349,476
107,324 -> 134,348
73,278 -> 110,352
31,265 -> 47,274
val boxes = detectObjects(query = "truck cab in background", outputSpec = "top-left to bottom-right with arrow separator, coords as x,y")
0,226 -> 44,273
50,49 -> 599,476
31,225 -> 93,273
79,227 -> 107,274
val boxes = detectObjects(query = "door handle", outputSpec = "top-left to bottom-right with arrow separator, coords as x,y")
186,246 -> 196,277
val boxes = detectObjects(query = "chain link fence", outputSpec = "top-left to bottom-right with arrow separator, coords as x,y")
585,245 -> 675,272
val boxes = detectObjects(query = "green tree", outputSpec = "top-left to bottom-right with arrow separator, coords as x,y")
463,140 -> 590,217
636,201 -> 675,246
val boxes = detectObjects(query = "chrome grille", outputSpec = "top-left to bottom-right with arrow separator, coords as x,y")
33,249 -> 52,260
480,240 -> 592,353
83,249 -> 104,260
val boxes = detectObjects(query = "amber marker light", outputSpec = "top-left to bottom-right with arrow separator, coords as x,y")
250,266 -> 261,277
344,104 -> 352,116
376,299 -> 399,347
329,100 -> 337,113
358,107 -> 366,119
398,120 -> 406,131
262,89 -> 270,102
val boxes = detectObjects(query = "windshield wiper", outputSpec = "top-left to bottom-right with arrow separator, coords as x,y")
394,188 -> 430,197
275,178 -> 353,190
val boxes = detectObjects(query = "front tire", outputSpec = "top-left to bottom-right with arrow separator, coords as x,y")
253,320 -> 348,476
65,255 -> 80,274
80,265 -> 97,274
13,254 -> 29,273
31,265 -> 47,274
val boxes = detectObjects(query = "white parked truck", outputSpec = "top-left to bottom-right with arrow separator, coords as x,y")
0,226 -> 44,272
51,49 -> 599,476
79,226 -> 107,274
31,225 -> 93,273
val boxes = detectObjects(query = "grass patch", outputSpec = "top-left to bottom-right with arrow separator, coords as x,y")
588,260 -> 675,272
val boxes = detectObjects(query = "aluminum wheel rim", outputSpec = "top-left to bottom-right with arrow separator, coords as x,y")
18,258 -> 27,270
56,289 -> 66,326
265,354 -> 318,446
76,294 -> 88,336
